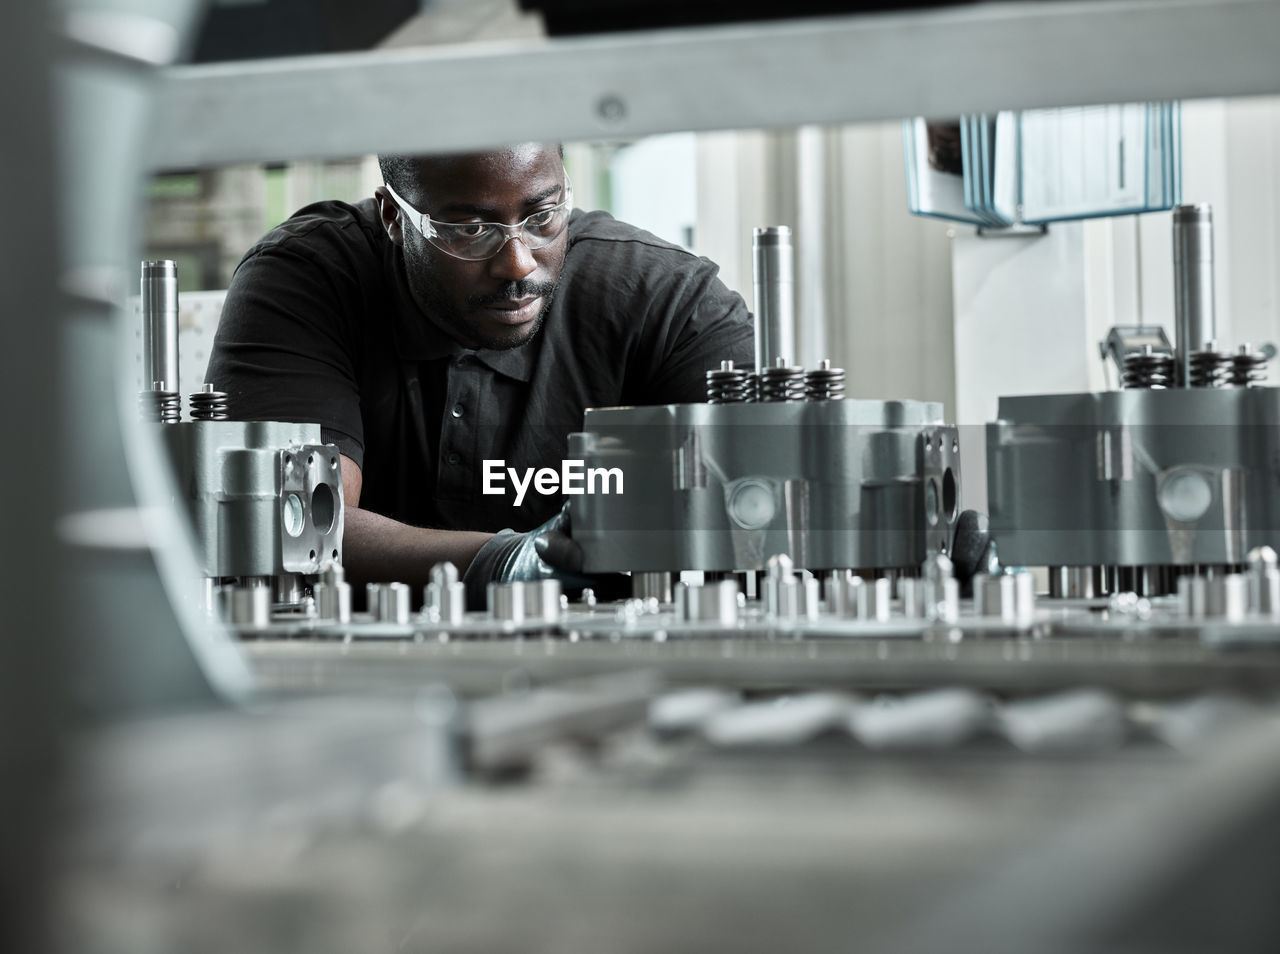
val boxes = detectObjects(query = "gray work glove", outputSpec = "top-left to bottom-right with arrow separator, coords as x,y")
462,502 -> 626,610
950,509 -> 999,597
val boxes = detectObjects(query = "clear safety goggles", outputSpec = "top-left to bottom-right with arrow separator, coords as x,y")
383,175 -> 573,261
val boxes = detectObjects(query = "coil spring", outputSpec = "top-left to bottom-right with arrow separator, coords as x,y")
758,358 -> 806,403
1229,346 -> 1268,388
705,360 -> 756,403
1121,348 -> 1175,389
804,359 -> 846,401
138,389 -> 180,423
189,385 -> 230,420
1189,346 -> 1232,388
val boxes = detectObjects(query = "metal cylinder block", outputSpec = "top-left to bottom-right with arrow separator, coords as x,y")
570,399 -> 958,574
987,388 -> 1280,568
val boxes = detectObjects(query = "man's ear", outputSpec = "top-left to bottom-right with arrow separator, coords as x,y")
373,186 -> 404,247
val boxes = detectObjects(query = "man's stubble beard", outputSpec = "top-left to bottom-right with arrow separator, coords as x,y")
403,241 -> 559,352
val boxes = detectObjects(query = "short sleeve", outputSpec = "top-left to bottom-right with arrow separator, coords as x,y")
639,259 -> 755,404
206,223 -> 367,466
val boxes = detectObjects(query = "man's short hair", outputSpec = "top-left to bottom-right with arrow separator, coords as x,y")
377,146 -> 565,198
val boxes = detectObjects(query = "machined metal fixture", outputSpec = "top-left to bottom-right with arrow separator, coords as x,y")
314,563 -> 352,623
139,260 -> 344,592
675,579 -> 740,624
189,383 -> 230,420
752,225 -> 795,371
161,421 -> 344,580
367,582 -> 411,624
222,583 -> 270,628
974,571 -> 1037,626
632,571 -> 674,604
706,359 -> 756,404
138,381 -> 182,423
758,357 -> 806,403
487,579 -> 562,623
425,562 -> 466,625
141,259 -> 179,399
1122,346 -> 1175,389
804,359 -> 846,401
1172,203 -> 1216,387
987,387 -> 1280,584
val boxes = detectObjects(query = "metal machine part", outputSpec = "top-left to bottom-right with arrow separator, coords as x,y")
140,259 -> 179,398
1123,346 -> 1175,389
987,386 -> 1280,578
367,582 -> 411,624
752,225 -> 795,369
805,359 -> 846,401
138,382 -> 181,423
1101,325 -> 1174,387
224,584 -> 270,628
487,579 -> 562,623
138,259 -> 344,591
314,563 -> 352,623
160,421 -> 344,579
706,359 -> 755,403
675,579 -> 740,624
488,581 -> 525,622
975,571 -> 1037,626
569,398 -> 959,574
189,383 -> 230,420
758,357 -> 806,402
1173,203 -> 1215,386
632,571 -> 674,603
425,562 -> 466,625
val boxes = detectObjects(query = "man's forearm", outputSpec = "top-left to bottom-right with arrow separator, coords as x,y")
340,506 -> 493,589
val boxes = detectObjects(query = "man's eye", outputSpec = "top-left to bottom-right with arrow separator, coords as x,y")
449,223 -> 488,239
526,209 -> 556,228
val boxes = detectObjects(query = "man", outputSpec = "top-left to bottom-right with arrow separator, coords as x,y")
207,143 -> 755,602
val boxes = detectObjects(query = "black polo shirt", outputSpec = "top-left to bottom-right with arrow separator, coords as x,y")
207,200 -> 754,533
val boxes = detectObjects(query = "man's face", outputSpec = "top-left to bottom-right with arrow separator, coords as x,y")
379,145 -> 569,351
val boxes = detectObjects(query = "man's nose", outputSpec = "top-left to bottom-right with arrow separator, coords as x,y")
487,232 -> 537,282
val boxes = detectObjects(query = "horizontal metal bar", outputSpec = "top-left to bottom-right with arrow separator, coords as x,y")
148,0 -> 1280,169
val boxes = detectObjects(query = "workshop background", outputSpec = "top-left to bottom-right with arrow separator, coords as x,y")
6,1 -> 1280,952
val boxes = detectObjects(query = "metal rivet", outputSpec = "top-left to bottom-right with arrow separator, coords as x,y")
597,95 -> 627,122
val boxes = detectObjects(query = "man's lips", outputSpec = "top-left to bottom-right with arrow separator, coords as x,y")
478,296 -> 541,325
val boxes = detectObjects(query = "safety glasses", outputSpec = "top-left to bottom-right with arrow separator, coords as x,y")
383,174 -> 573,261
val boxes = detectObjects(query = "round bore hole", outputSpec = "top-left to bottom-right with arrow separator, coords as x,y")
311,482 -> 337,534
332,549 -> 339,560
925,477 -> 940,526
728,480 -> 776,531
309,549 -> 317,561
308,454 -> 315,466
942,467 -> 958,522
1158,469 -> 1213,523
282,493 -> 305,537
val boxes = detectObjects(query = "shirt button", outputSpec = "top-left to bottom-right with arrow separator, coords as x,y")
446,452 -> 460,465
451,404 -> 464,418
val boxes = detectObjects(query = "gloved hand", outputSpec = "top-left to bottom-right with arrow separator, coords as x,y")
462,502 -> 626,610
950,509 -> 999,597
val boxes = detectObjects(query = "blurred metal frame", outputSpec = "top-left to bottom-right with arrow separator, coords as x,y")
148,0 -> 1280,169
